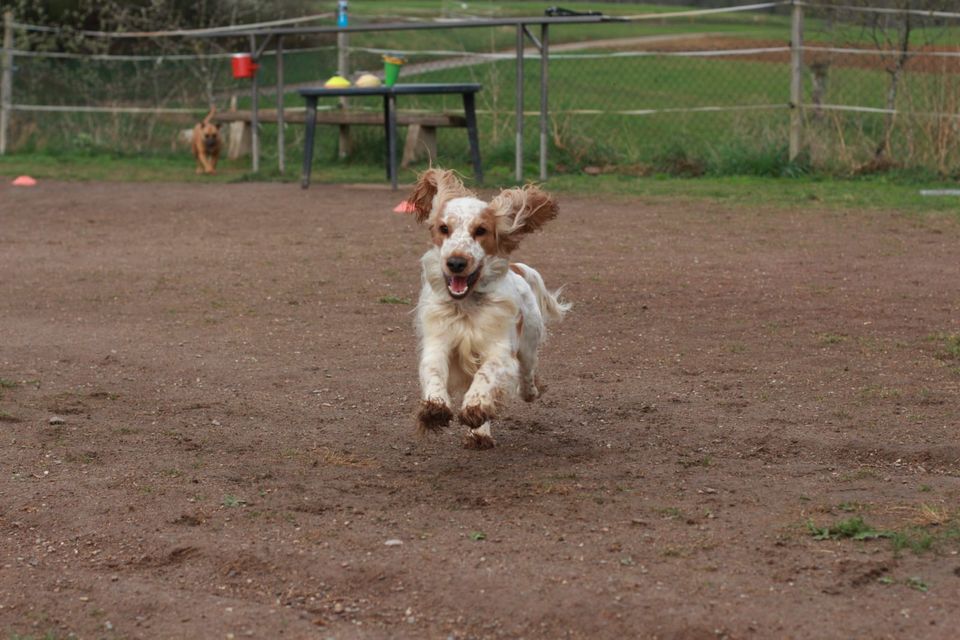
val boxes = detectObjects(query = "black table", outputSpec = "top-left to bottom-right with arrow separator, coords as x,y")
298,83 -> 483,190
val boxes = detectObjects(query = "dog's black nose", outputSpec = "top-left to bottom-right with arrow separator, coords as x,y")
446,256 -> 468,273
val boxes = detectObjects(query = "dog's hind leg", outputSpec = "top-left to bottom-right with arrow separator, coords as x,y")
458,353 -> 517,442
517,320 -> 543,402
462,421 -> 496,450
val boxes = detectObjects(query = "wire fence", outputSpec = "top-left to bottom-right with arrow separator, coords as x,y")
2,2 -> 960,178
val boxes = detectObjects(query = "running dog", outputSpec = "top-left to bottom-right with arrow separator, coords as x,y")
191,107 -> 221,174
408,169 -> 570,449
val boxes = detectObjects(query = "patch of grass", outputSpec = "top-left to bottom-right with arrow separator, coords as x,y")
469,531 -> 486,541
0,378 -> 19,388
838,467 -> 880,482
807,516 -> 893,541
891,528 -> 936,554
64,451 -> 98,464
812,507 -> 960,555
546,173 -> 960,214
378,295 -> 413,305
655,506 -> 683,520
677,456 -> 712,468
919,484 -> 933,492
0,410 -> 22,423
931,333 -> 960,361
818,332 -> 847,345
915,504 -> 950,526
905,576 -> 929,592
222,494 -> 246,508
6,151 -> 960,215
858,385 -> 902,401
318,447 -> 377,468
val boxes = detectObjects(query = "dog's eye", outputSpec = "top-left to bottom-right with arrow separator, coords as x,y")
439,225 -> 449,235
474,227 -> 487,237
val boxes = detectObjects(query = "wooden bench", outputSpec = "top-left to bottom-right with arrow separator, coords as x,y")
212,108 -> 467,167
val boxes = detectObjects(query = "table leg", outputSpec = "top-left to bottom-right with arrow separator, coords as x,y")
382,96 -> 390,180
463,92 -> 483,185
386,93 -> 399,190
301,96 -> 318,189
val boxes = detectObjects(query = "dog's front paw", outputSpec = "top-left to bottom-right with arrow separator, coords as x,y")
417,399 -> 453,434
462,430 -> 496,450
458,404 -> 494,429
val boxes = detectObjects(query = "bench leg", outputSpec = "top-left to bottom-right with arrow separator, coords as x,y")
301,97 -> 318,189
462,92 -> 483,185
226,121 -> 251,160
401,124 -> 438,168
338,124 -> 352,159
384,94 -> 399,190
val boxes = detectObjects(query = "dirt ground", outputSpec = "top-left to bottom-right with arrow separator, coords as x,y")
2,180 -> 960,639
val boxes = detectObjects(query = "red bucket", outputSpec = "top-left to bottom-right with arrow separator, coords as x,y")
231,53 -> 258,79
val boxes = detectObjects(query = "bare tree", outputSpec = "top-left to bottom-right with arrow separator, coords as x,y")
809,0 -> 954,165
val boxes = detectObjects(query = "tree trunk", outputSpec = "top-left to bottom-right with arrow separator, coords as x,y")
876,11 -> 911,160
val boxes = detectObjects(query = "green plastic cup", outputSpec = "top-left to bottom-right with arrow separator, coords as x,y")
383,54 -> 405,87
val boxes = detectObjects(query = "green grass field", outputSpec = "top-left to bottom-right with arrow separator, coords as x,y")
3,149 -> 959,215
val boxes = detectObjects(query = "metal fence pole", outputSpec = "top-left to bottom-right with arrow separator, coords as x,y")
276,35 -> 285,174
1,11 -> 14,155
250,35 -> 259,173
515,25 -> 524,183
539,23 -> 549,182
789,0 -> 803,161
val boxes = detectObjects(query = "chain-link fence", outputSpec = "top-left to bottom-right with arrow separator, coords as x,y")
800,2 -> 960,175
2,2 -> 960,178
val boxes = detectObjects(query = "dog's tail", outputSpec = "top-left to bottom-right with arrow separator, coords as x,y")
514,263 -> 571,325
203,106 -> 217,125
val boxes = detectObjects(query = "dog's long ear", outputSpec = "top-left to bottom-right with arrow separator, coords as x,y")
408,168 -> 471,224
488,184 -> 558,253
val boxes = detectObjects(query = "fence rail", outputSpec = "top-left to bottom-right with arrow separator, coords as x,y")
2,2 -> 960,178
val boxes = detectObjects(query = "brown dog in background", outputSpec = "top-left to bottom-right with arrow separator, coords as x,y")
192,107 -> 221,174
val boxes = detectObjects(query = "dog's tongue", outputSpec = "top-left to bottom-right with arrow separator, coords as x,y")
450,276 -> 469,295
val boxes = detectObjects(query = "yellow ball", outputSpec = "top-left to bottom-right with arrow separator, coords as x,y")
324,75 -> 351,88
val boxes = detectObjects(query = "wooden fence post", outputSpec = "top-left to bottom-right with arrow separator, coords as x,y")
1,11 -> 14,155
337,31 -> 351,159
515,25 -> 524,183
250,34 -> 259,173
539,23 -> 549,182
276,36 -> 285,174
789,0 -> 804,161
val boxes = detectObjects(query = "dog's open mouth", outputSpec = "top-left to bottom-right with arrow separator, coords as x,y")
445,269 -> 481,299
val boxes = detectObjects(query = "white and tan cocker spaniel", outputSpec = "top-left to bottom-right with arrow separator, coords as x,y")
407,169 -> 570,449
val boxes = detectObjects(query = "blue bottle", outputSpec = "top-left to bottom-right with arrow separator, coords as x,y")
337,0 -> 348,27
